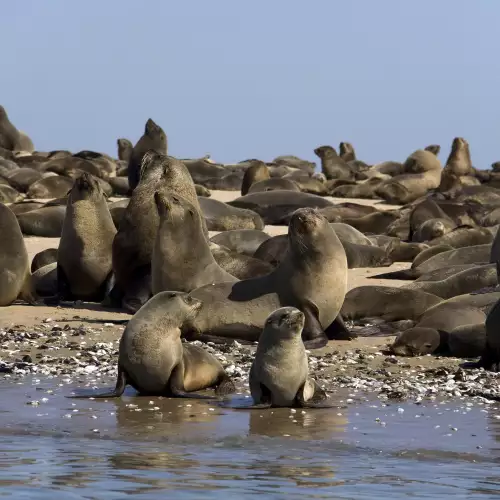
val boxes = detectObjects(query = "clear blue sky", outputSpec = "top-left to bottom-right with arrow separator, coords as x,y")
2,0 -> 499,168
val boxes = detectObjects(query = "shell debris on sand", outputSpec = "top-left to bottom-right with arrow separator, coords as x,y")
1,321 -> 499,404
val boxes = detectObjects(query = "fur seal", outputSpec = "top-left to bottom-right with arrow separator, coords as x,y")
248,178 -> 300,194
272,155 -> 316,174
6,167 -> 43,192
209,243 -> 275,279
341,211 -> 400,234
331,178 -> 383,199
128,119 -> 167,191
16,205 -> 66,237
339,142 -> 356,162
26,175 -> 74,199
185,208 -> 351,349
108,177 -> 130,196
245,307 -> 331,408
199,197 -> 264,231
0,184 -> 23,203
111,152 -> 206,312
314,146 -> 353,180
341,286 -> 443,321
479,294 -> 500,371
152,192 -> 237,295
228,191 -> 333,225
403,264 -> 497,299
444,137 -> 472,177
425,145 -> 441,155
0,202 -> 36,305
117,138 -> 133,163
69,291 -> 235,398
195,184 -> 211,197
426,226 -> 493,249
31,248 -> 57,273
210,229 -> 270,257
53,173 -> 116,302
241,161 -> 270,196
0,106 -> 34,152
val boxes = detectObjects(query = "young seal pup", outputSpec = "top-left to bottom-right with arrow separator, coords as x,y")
69,291 -> 235,398
243,307 -> 333,408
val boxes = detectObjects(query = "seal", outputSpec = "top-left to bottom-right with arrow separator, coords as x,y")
314,145 -> 353,180
199,197 -> 264,231
152,192 -> 237,295
6,167 -> 43,192
480,294 -> 500,371
117,138 -> 133,162
26,175 -> 74,199
339,142 -> 356,162
425,144 -> 441,155
444,137 -> 472,176
228,191 -> 334,225
241,161 -> 270,195
426,226 -> 493,249
69,291 -> 236,398
185,208 -> 351,349
52,173 -> 116,303
341,211 -> 400,234
248,178 -> 300,194
243,307 -> 332,408
0,202 -> 36,306
128,119 -> 167,191
0,105 -> 35,152
31,248 -> 57,273
209,242 -> 275,279
210,229 -> 270,257
403,263 -> 497,299
16,205 -> 66,237
111,152 -> 207,312
0,184 -> 23,203
341,286 -> 443,321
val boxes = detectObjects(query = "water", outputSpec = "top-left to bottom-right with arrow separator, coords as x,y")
1,376 -> 500,499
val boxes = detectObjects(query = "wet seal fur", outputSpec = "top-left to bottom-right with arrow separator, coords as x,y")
69,292 -> 235,399
185,208 -> 351,349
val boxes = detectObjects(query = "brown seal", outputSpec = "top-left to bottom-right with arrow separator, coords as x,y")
69,291 -> 236,398
152,192 -> 237,294
128,119 -> 167,191
314,145 -> 353,180
117,138 -> 133,162
444,137 -> 472,177
241,161 -> 270,196
0,202 -> 36,306
339,142 -> 356,162
185,208 -> 351,349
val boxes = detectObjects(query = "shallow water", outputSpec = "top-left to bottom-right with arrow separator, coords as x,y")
1,376 -> 500,499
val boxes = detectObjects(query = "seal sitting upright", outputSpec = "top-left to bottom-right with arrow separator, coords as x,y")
247,307 -> 332,408
185,208 -> 351,349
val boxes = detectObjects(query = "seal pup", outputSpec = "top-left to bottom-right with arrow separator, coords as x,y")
236,307 -> 332,409
186,208 -> 351,349
69,292 -> 235,398
152,192 -> 237,295
128,119 -> 167,191
48,172 -> 116,303
0,202 -> 36,306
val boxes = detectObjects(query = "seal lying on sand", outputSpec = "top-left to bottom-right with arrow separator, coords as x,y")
185,208 -> 351,349
69,292 -> 235,398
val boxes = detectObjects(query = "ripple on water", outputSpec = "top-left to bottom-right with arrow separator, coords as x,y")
0,375 -> 499,498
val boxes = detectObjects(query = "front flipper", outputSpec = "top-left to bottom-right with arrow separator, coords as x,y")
301,299 -> 329,349
168,363 -> 218,400
325,314 -> 357,341
215,375 -> 237,397
295,378 -> 336,409
224,383 -> 273,409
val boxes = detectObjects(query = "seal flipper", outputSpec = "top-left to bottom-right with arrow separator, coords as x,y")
367,268 -> 419,280
122,269 -> 152,313
301,299 -> 329,349
168,363 -> 218,400
295,378 -> 335,409
228,383 -> 273,409
67,364 -> 127,399
325,314 -> 356,341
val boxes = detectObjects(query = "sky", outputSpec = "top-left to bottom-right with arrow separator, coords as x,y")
2,0 -> 499,168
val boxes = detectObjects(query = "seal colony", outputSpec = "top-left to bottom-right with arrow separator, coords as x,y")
0,104 -> 499,406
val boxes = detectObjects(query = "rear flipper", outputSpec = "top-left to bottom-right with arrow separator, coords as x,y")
325,314 -> 356,341
367,269 -> 419,280
67,365 -> 127,399
295,378 -> 336,409
168,363 -> 219,400
223,383 -> 272,409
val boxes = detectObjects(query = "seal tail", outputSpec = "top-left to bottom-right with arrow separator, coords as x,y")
67,365 -> 127,399
367,268 -> 420,280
